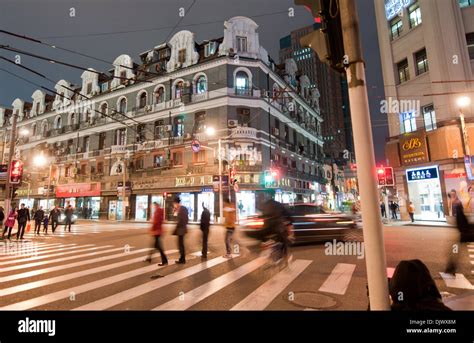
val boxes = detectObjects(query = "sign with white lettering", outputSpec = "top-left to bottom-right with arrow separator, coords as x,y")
406,166 -> 439,183
385,0 -> 414,20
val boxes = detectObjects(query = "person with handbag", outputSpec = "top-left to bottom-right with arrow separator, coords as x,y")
173,197 -> 188,264
2,207 -> 17,240
16,203 -> 30,240
146,202 -> 168,266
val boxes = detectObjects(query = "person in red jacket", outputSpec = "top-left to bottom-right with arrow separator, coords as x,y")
146,202 -> 168,266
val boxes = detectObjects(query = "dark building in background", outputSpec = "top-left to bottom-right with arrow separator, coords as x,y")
279,23 -> 353,160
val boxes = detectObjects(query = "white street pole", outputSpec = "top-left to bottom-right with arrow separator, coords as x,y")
122,156 -> 126,221
218,138 -> 224,224
46,164 -> 52,211
340,0 -> 390,310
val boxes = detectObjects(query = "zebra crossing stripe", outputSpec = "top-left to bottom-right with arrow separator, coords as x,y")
74,255 -> 233,310
0,249 -> 177,296
0,245 -> 114,273
0,246 -> 142,283
0,243 -> 66,255
439,272 -> 474,290
154,256 -> 267,311
231,259 -> 312,311
0,251 -> 201,310
318,263 -> 356,295
0,244 -> 83,262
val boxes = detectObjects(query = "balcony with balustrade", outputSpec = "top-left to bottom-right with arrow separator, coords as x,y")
230,126 -> 258,140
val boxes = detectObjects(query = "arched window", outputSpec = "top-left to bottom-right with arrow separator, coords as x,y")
42,121 -> 48,136
55,116 -> 62,129
118,98 -> 127,113
100,102 -> 108,117
31,123 -> 37,136
84,110 -> 91,123
155,87 -> 165,103
196,75 -> 207,94
175,81 -> 184,99
70,113 -> 76,126
139,92 -> 147,108
235,71 -> 250,95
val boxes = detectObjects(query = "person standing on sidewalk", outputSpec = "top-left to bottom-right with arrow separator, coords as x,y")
223,200 -> 237,258
49,206 -> 61,234
146,202 -> 168,266
408,202 -> 415,223
65,204 -> 74,232
200,202 -> 211,259
33,206 -> 45,235
17,203 -> 30,240
173,197 -> 188,264
2,207 -> 17,240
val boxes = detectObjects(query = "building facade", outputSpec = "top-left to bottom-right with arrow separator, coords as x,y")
375,0 -> 474,221
0,16 -> 325,222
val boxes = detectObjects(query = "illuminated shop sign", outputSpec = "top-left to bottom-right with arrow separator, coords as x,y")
406,166 -> 439,183
385,0 -> 414,20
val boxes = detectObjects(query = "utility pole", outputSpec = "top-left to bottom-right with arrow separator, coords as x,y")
339,0 -> 390,310
4,112 -> 18,218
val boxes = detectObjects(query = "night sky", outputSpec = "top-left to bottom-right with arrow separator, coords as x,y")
0,0 -> 387,162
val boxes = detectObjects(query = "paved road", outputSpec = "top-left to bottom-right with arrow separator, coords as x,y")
0,221 -> 472,310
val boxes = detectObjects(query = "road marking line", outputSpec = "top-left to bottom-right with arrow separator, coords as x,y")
318,263 -> 356,295
231,259 -> 312,311
0,246 -> 146,283
0,244 -> 82,262
440,272 -> 474,290
0,245 -> 114,273
0,249 -> 177,296
74,255 -> 233,310
0,251 -> 201,310
154,256 -> 266,311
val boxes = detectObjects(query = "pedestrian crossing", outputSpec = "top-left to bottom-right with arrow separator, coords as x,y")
0,241 -> 473,310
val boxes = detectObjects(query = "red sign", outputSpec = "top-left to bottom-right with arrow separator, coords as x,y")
56,183 -> 101,198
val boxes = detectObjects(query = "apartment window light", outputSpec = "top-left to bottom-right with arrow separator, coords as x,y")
415,48 -> 429,75
397,59 -> 410,84
408,2 -> 422,28
422,104 -> 436,131
390,17 -> 403,40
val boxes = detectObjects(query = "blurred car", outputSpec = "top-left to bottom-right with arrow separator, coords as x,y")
239,203 -> 357,244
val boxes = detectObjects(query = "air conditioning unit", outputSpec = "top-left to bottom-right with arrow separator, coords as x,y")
228,120 -> 238,128
165,125 -> 172,132
272,128 -> 280,136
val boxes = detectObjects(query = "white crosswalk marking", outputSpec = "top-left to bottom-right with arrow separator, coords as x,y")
0,247 -> 160,283
231,259 -> 312,310
440,272 -> 474,290
0,249 -> 176,296
318,263 -> 356,295
74,255 -> 232,310
0,243 -> 68,256
154,256 -> 267,311
0,244 -> 85,263
0,245 -> 115,273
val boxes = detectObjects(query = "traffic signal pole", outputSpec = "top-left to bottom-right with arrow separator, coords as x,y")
4,112 -> 18,218
339,0 -> 390,310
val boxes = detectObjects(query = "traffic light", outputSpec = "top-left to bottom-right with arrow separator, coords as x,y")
264,169 -> 279,188
229,167 -> 237,185
10,160 -> 23,184
296,0 -> 346,73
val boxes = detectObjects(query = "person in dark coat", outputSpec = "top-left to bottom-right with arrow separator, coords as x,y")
33,206 -> 45,235
0,207 -> 4,231
146,202 -> 168,266
200,202 -> 211,259
390,259 -> 451,311
173,197 -> 188,264
16,203 -> 30,240
49,206 -> 61,234
65,205 -> 74,232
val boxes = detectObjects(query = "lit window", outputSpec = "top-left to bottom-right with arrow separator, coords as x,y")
390,17 -> 403,39
204,42 -> 217,57
422,104 -> 436,131
153,155 -> 164,168
139,92 -> 147,108
408,3 -> 422,28
400,111 -> 417,134
174,117 -> 184,137
236,36 -> 247,52
119,98 -> 127,113
196,75 -> 207,94
235,71 -> 250,95
415,48 -> 428,75
458,0 -> 473,8
466,32 -> 474,60
155,87 -> 165,103
397,59 -> 410,84
175,81 -> 184,99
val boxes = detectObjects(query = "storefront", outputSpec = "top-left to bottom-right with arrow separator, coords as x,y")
135,195 -> 149,221
56,182 -> 101,218
18,198 -> 34,209
197,189 -> 215,222
236,190 -> 257,219
38,199 -> 55,211
274,190 -> 296,205
406,165 -> 443,221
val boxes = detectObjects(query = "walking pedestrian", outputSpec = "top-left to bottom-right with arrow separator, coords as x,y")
146,202 -> 168,266
65,204 -> 74,232
33,206 -> 45,235
223,200 -> 237,258
380,202 -> 386,218
408,201 -> 415,223
16,203 -> 30,240
173,197 -> 188,264
43,214 -> 49,235
0,207 -> 4,234
49,206 -> 61,234
200,202 -> 211,259
2,207 -> 17,240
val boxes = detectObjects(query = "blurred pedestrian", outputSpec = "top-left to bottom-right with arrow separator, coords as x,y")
408,201 -> 415,223
43,214 -> 49,235
0,207 -> 4,232
49,206 -> 61,234
390,259 -> 451,311
146,202 -> 168,266
200,202 -> 211,259
17,203 -> 30,240
223,200 -> 237,258
34,206 -> 45,235
2,207 -> 17,240
65,204 -> 74,232
380,202 -> 386,218
173,197 -> 188,264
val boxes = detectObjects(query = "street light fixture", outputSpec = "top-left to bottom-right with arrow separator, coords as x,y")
457,96 -> 471,109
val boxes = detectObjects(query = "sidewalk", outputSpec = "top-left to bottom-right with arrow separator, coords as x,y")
384,220 -> 453,228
